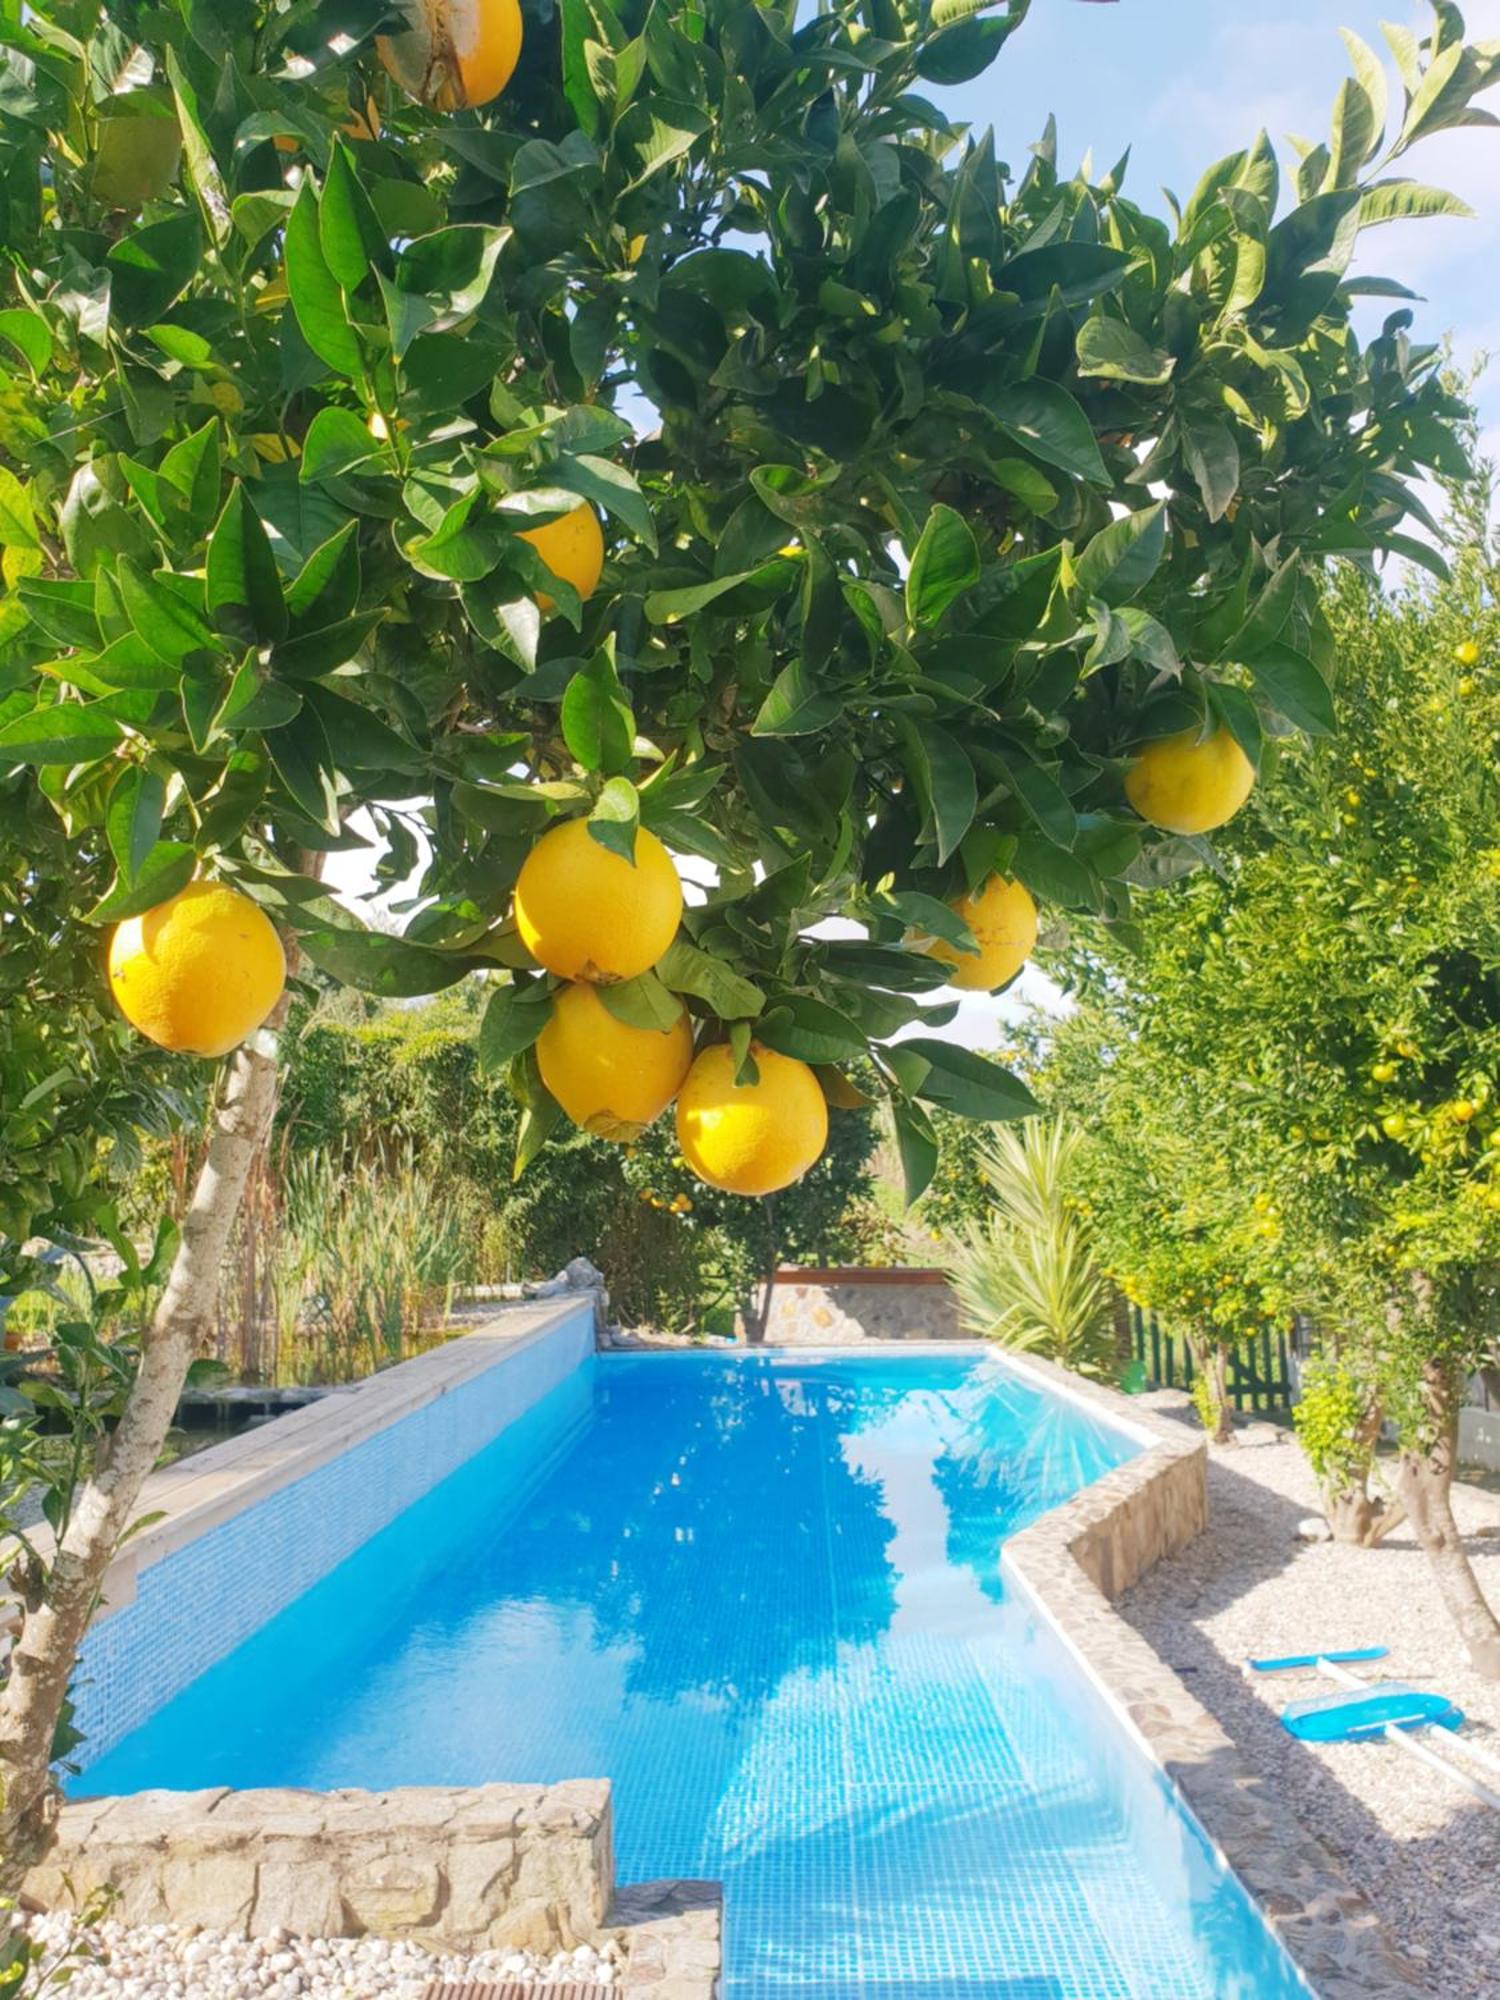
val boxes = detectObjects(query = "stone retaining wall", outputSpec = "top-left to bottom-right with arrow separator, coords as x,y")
28,1784 -> 719,1994
1000,1353 -> 1426,2000
759,1266 -> 962,1344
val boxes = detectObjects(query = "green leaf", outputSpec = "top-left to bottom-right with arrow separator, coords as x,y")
0,308 -> 51,376
85,841 -> 196,922
1075,503 -> 1165,605
756,996 -> 868,1065
214,656 -> 302,733
266,707 -> 340,830
987,380 -> 1108,485
1358,180 -> 1474,226
890,1097 -> 939,1207
1206,682 -> 1263,772
118,561 -> 215,664
106,765 -> 165,881
752,662 -> 842,737
319,140 -> 392,293
478,980 -> 553,1071
554,454 -> 655,553
657,938 -> 763,1020
643,570 -> 760,622
300,406 -> 386,485
106,209 -> 202,328
1181,414 -> 1240,523
287,522 -> 361,626
1074,316 -> 1175,385
893,1039 -> 1038,1122
561,652 -> 635,776
298,927 -> 476,997
0,702 -> 122,765
0,468 -> 39,551
907,504 -> 980,628
510,1048 -> 565,1180
587,775 -> 641,861
207,485 -> 288,645
285,180 -> 363,380
901,720 -> 976,865
598,970 -> 685,1033
159,419 -> 221,540
1245,641 -> 1335,735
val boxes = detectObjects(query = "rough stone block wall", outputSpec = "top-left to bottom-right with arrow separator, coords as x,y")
26,1783 -> 613,1956
760,1267 -> 962,1345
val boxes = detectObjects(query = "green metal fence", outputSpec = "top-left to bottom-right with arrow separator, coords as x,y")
1129,1306 -> 1295,1413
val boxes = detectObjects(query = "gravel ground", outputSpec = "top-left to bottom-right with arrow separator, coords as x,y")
17,1913 -> 622,1997
1121,1398 -> 1500,1998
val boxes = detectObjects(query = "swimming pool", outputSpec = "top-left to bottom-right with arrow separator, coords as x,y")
78,1348 -> 1310,1998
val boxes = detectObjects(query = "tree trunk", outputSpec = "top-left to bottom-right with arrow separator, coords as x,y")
744,1193 -> 779,1347
1210,1343 -> 1234,1445
1323,1483 -> 1406,1547
0,1019 -> 284,1891
1397,1358 -> 1500,1681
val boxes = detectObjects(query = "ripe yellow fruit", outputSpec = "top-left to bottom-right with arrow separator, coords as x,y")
108,881 -> 285,1059
1456,640 -> 1480,667
1124,725 -> 1256,835
536,982 -> 693,1142
513,819 -> 682,983
378,0 -> 522,109
922,877 -> 1038,992
1458,676 -> 1477,698
676,1043 -> 829,1197
517,503 -> 605,613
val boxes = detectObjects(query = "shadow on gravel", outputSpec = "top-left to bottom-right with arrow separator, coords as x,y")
1115,1422 -> 1500,1997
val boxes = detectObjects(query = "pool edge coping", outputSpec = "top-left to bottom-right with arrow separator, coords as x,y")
996,1346 -> 1427,2000
47,1297 -> 597,1627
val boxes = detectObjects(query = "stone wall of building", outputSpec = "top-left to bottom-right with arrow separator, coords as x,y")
758,1267 -> 963,1344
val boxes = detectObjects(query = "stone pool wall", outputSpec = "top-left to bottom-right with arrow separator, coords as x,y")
1000,1352 -> 1427,2000
28,1781 -> 719,1992
758,1265 -> 963,1343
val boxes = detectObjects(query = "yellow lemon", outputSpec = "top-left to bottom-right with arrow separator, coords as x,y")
513,818 -> 682,983
922,876 -> 1038,993
676,1043 -> 829,1197
108,881 -> 285,1059
536,982 -> 693,1142
1124,725 -> 1256,835
517,502 -> 605,613
378,0 -> 522,109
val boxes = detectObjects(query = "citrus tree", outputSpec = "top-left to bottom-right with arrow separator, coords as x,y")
0,0 -> 1495,1894
1044,485 -> 1500,1672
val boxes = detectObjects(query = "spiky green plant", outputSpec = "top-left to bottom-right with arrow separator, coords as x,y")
947,1119 -> 1116,1379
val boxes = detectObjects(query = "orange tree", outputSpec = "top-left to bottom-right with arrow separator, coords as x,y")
0,0 -> 1495,1897
1042,486 -> 1500,1673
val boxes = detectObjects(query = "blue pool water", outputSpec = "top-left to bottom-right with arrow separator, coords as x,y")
80,1350 -> 1308,1998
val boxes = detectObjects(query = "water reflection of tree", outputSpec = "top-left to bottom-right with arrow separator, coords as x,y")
933,1386 -> 1131,1604
490,1358 -> 901,1708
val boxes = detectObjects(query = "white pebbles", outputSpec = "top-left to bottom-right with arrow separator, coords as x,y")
17,1912 -> 621,1997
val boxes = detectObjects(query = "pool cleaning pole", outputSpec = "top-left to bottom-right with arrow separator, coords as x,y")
1311,1657 -> 1500,1811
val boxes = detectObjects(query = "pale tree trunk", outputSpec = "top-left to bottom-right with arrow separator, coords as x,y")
1397,1356 -> 1500,1681
1209,1342 -> 1234,1445
1320,1399 -> 1406,1548
744,1193 -> 779,1347
0,1017 -> 284,1890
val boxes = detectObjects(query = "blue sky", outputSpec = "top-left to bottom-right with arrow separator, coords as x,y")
331,1 -> 1500,1044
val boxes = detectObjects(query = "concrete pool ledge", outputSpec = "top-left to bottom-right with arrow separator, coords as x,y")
996,1350 -> 1426,2000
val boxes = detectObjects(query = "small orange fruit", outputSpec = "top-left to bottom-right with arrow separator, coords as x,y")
919,876 -> 1038,993
513,819 -> 682,983
536,983 -> 693,1142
